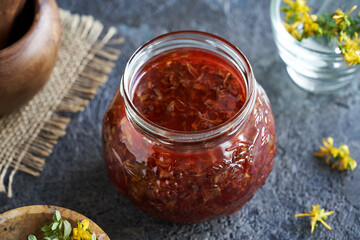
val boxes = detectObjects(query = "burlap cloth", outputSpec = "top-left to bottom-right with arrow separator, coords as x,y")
0,10 -> 124,197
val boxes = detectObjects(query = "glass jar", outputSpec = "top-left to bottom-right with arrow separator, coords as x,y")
102,31 -> 277,223
270,0 -> 360,93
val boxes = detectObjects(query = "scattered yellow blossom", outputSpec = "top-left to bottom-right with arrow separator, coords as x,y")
295,205 -> 334,234
314,137 -> 336,164
315,137 -> 357,171
72,219 -> 94,240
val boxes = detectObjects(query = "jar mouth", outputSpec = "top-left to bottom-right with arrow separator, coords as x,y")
122,31 -> 256,143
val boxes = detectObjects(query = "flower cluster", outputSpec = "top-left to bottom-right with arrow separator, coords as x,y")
282,0 -> 360,65
72,219 -> 96,240
281,0 -> 318,40
339,32 -> 360,65
295,205 -> 334,234
315,137 -> 357,171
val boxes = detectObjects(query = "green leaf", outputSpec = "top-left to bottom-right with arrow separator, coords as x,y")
58,219 -> 63,230
348,160 -> 356,170
55,210 -> 62,221
63,220 -> 72,238
48,234 -> 58,239
92,232 -> 97,240
44,237 -> 51,240
51,221 -> 59,231
41,225 -> 51,232
281,6 -> 291,12
28,235 -> 37,240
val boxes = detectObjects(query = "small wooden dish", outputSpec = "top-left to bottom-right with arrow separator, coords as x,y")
0,205 -> 110,240
0,0 -> 62,116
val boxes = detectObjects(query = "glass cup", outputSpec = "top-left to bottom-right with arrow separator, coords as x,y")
270,0 -> 360,92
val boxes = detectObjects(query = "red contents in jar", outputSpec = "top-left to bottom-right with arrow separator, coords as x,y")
132,49 -> 246,131
103,48 -> 276,223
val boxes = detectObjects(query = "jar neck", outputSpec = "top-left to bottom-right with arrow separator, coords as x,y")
121,31 -> 257,144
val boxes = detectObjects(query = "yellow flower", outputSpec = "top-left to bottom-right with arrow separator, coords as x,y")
302,12 -> 319,37
339,32 -> 360,66
295,205 -> 334,234
283,0 -> 311,22
339,32 -> 360,49
333,5 -> 357,24
314,137 -> 335,164
283,0 -> 310,13
315,137 -> 357,171
332,155 -> 357,171
343,50 -> 360,65
282,21 -> 302,40
71,219 -> 93,240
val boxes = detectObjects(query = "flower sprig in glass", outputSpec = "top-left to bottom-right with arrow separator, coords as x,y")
282,0 -> 360,65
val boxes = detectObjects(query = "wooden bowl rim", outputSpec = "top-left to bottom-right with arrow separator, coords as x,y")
0,205 -> 109,237
0,0 -> 57,56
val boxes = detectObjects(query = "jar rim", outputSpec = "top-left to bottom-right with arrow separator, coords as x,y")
121,31 -> 257,143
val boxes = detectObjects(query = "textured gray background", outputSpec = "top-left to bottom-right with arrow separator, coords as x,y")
1,0 -> 360,239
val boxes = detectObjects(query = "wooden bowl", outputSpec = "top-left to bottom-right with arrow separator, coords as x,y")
0,0 -> 27,49
0,0 -> 62,116
0,205 -> 110,240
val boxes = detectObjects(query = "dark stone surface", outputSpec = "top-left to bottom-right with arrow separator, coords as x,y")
1,0 -> 360,239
